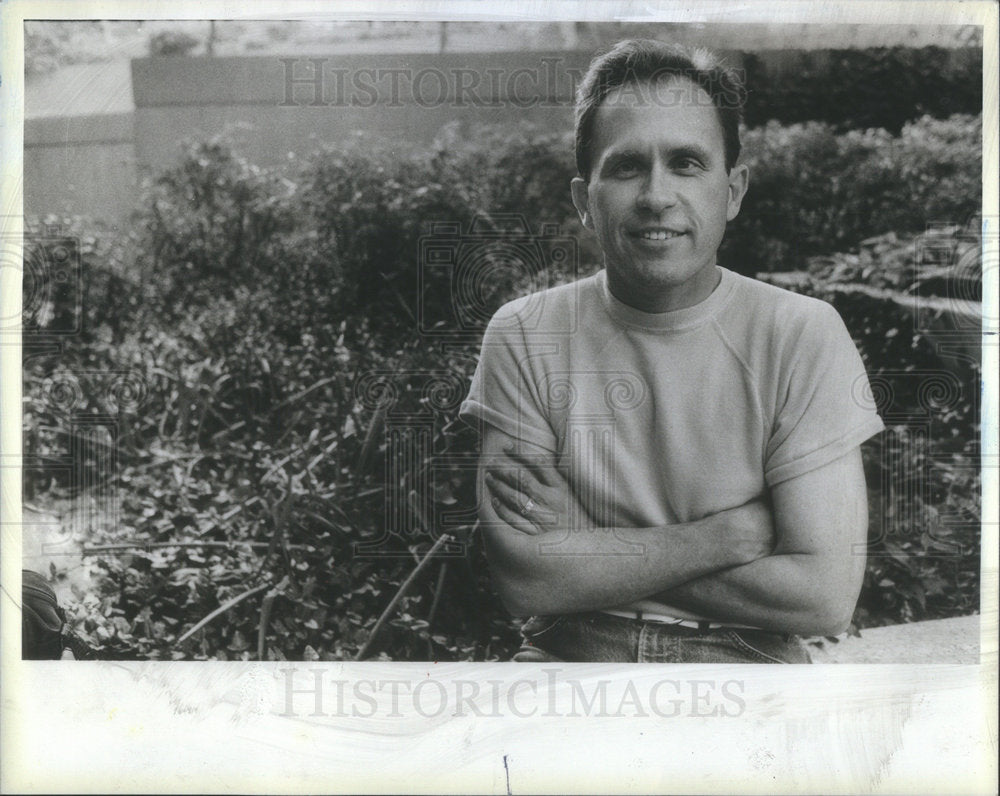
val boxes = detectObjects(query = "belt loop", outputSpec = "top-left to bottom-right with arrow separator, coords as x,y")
637,609 -> 644,622
697,620 -> 711,633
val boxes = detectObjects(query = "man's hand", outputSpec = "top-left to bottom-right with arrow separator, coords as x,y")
486,444 -> 776,558
485,444 -> 591,536
477,425 -> 776,616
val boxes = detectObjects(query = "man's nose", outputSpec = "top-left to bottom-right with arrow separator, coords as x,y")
636,164 -> 679,213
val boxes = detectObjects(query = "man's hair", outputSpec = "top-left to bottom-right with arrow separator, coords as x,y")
574,39 -> 746,180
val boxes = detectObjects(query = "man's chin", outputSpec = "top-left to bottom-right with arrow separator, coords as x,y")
625,263 -> 700,290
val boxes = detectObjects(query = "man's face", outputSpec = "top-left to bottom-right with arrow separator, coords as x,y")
571,77 -> 749,312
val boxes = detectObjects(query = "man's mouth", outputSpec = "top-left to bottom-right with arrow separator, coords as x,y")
633,228 -> 686,241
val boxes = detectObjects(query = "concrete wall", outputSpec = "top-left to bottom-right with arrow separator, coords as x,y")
128,51 -> 610,170
22,47 -> 979,225
24,113 -> 137,227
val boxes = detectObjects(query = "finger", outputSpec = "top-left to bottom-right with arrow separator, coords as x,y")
493,452 -> 556,498
487,470 -> 561,532
502,445 -> 560,488
488,466 -> 539,503
486,472 -> 527,511
490,493 -> 543,536
493,499 -> 543,536
485,476 -> 546,535
529,505 -> 561,530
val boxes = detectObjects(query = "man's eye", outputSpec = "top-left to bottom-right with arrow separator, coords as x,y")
674,158 -> 703,172
611,160 -> 642,177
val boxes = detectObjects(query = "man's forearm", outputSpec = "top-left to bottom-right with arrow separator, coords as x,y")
654,551 -> 861,636
483,501 -> 771,616
654,450 -> 870,636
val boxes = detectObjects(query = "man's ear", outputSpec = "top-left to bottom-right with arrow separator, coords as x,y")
570,177 -> 593,229
726,164 -> 750,222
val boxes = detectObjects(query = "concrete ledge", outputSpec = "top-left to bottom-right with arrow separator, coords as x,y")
25,112 -> 134,146
806,615 -> 981,663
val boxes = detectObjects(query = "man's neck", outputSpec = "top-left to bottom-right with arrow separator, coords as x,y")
605,264 -> 722,313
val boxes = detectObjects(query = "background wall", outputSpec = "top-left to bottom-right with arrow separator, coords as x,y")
24,113 -> 135,222
23,44 -> 981,227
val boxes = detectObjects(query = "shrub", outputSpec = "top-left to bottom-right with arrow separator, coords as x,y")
741,46 -> 982,134
148,30 -> 201,57
722,114 -> 981,273
139,139 -> 299,314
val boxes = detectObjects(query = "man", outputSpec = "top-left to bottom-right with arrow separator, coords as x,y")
458,40 -> 884,663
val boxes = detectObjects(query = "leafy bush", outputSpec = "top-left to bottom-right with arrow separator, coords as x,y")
137,140 -> 306,328
148,30 -> 201,57
24,118 -> 981,659
723,114 -> 981,273
741,46 -> 982,134
25,129 -> 584,661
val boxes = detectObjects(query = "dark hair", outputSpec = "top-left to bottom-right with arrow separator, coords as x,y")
574,40 -> 746,180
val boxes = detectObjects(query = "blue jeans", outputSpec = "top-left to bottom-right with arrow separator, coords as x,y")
512,612 -> 813,664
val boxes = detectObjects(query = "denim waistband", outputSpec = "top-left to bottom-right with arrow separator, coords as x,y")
589,611 -> 794,642
601,608 -> 754,631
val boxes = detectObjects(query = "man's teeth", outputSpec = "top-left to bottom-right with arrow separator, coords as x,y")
640,230 -> 683,240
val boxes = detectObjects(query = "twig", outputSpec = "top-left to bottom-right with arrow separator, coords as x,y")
299,509 -> 342,533
427,562 -> 448,628
306,437 -> 340,473
219,495 -> 261,521
210,419 -> 246,441
387,281 -> 417,324
354,400 -> 389,483
353,532 -> 453,661
257,586 -> 281,661
334,487 -> 383,503
82,541 -> 310,554
427,561 -> 448,672
176,582 -> 271,645
184,455 -> 204,482
425,562 -> 449,659
353,490 -> 454,661
260,453 -> 294,483
270,376 -> 338,413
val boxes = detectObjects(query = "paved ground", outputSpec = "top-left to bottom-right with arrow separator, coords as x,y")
806,614 -> 982,664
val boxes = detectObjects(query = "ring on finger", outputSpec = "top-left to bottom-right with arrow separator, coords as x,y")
521,498 -> 536,514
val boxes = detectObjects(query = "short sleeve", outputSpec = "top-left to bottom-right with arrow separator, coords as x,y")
765,301 -> 885,486
459,303 -> 559,452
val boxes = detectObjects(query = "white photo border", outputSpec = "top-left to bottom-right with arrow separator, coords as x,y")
2,1 -> 997,793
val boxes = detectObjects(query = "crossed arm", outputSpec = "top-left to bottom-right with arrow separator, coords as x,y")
478,424 -> 869,636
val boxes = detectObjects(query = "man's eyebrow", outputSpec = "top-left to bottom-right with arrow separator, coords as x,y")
601,148 -> 646,166
600,143 -> 716,169
667,144 -> 714,163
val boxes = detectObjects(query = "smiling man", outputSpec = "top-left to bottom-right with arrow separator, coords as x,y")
459,40 -> 885,663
